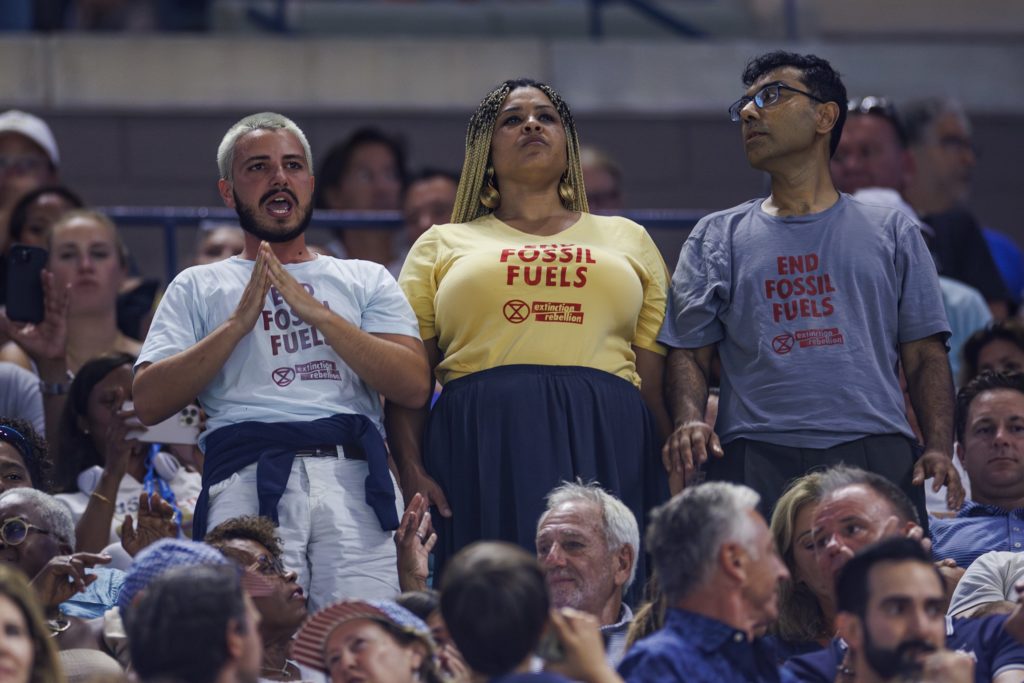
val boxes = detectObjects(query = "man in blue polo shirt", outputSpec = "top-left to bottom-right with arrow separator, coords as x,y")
785,465 -> 1024,683
618,482 -> 794,683
931,372 -> 1024,568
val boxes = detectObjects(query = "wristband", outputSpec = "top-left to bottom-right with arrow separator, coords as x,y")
39,370 -> 75,396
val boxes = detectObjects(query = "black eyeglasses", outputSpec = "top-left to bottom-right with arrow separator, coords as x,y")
729,81 -> 828,122
248,553 -> 287,577
0,517 -> 50,547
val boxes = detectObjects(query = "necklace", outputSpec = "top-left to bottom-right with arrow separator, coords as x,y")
47,613 -> 70,637
260,660 -> 297,679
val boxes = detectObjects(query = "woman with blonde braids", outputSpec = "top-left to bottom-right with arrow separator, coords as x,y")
390,78 -> 671,577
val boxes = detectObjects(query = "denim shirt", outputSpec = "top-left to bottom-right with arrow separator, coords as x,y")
618,608 -> 797,683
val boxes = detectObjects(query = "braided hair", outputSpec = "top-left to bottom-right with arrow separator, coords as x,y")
451,78 -> 589,224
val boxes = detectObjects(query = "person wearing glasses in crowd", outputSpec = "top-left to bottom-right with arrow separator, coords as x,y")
0,487 -> 116,652
204,515 -> 308,682
0,110 -> 59,252
902,98 -> 1023,318
659,51 -> 957,522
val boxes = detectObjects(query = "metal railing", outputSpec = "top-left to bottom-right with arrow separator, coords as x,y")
98,206 -> 704,282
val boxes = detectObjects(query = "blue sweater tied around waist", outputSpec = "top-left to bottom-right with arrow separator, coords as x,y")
193,413 -> 399,539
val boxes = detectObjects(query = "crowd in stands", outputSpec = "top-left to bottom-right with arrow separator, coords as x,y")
3,48 -> 1024,683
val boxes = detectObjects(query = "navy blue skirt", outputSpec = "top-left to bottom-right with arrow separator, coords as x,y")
424,364 -> 668,582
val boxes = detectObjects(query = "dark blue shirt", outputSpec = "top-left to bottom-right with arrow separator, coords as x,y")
618,608 -> 797,683
783,615 -> 1024,683
930,500 -> 1024,569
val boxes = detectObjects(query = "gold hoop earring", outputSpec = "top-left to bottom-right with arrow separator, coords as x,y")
558,173 -> 575,206
480,166 -> 500,210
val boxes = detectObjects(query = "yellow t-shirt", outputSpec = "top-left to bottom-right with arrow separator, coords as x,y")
399,212 -> 668,387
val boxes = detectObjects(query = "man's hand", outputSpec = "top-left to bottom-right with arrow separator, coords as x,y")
121,492 -> 178,557
398,461 -> 451,518
262,242 -> 329,327
394,492 -> 436,592
919,650 -> 975,683
0,270 -> 69,365
30,552 -> 111,607
545,608 -> 622,683
227,241 -> 271,332
913,450 -> 965,510
662,420 -> 723,480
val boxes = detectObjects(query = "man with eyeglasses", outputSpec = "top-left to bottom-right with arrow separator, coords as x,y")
903,98 -> 1021,319
0,110 -> 59,250
660,51 -> 956,524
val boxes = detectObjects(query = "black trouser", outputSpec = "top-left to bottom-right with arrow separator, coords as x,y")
707,434 -> 927,534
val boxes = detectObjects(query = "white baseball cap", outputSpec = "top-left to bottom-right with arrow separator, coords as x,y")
0,109 -> 59,167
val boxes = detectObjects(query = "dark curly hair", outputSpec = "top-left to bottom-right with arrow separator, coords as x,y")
204,514 -> 284,561
0,417 -> 51,491
741,50 -> 848,157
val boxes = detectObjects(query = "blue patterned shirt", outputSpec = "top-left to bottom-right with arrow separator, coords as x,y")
618,608 -> 797,683
930,500 -> 1024,568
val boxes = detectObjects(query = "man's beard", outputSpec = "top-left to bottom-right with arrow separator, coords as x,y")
862,628 -> 938,681
234,189 -> 312,243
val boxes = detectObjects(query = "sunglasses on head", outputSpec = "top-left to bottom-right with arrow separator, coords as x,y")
0,517 -> 50,547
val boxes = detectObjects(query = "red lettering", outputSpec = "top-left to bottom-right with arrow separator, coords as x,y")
270,335 -> 283,356
777,257 -> 789,275
524,267 -> 542,285
542,248 -> 557,263
584,249 -> 596,264
499,248 -> 516,263
270,287 -> 284,306
260,310 -> 272,331
574,267 -> 587,288
822,297 -> 834,316
560,247 -> 574,263
520,249 -> 539,263
506,265 -> 520,285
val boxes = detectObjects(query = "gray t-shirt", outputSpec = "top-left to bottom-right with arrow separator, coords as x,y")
659,194 -> 950,448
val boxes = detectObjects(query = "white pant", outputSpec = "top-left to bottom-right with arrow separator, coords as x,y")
207,455 -> 401,611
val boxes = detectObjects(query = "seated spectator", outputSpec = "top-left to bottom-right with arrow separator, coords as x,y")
0,562 -> 64,683
105,537 -> 231,668
127,564 -> 262,683
962,321 -> 1024,386
1,210 -> 142,374
292,598 -> 442,683
0,487 -> 118,648
947,551 -> 1024,619
396,589 -> 470,683
784,465 -> 1024,683
834,538 -> 974,683
618,482 -> 789,683
535,481 -> 638,667
0,110 -> 59,250
579,146 -> 624,213
0,416 -> 51,492
767,472 -> 834,658
931,372 -> 1024,568
440,540 -> 620,683
315,127 -> 407,265
54,353 -> 201,553
7,185 -> 83,249
193,222 -> 245,266
389,169 -> 458,278
204,515 -> 307,682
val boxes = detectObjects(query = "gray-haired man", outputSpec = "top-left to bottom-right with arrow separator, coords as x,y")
536,481 -> 639,666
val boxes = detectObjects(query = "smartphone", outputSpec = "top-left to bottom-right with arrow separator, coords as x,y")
5,244 -> 47,323
123,401 -> 201,445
